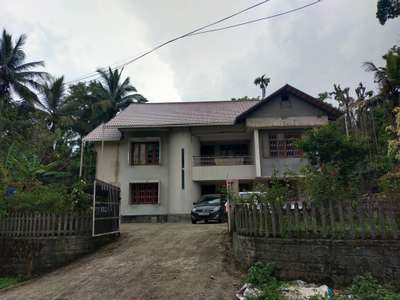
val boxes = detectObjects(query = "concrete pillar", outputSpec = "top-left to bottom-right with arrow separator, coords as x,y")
253,129 -> 261,177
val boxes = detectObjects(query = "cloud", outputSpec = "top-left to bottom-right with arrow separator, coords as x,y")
1,0 -> 399,103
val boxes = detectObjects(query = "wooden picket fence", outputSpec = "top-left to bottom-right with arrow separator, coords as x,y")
233,202 -> 400,240
0,212 -> 92,238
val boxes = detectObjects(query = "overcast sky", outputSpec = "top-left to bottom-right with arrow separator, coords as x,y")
2,0 -> 399,103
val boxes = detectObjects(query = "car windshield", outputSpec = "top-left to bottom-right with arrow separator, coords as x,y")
197,195 -> 221,206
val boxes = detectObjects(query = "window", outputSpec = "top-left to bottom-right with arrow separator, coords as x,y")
130,142 -> 160,165
267,132 -> 302,158
181,148 -> 185,190
130,182 -> 159,204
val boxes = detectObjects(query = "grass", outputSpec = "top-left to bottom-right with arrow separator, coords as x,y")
0,277 -> 20,289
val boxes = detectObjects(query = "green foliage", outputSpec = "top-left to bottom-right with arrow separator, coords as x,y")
377,0 -> 400,25
379,169 -> 400,194
8,184 -> 69,212
298,124 -> 367,178
345,274 -> 400,300
254,174 -> 293,206
246,262 -> 283,300
0,277 -> 20,289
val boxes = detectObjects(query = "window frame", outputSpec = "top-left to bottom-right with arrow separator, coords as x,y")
129,137 -> 161,166
262,131 -> 302,158
129,181 -> 160,205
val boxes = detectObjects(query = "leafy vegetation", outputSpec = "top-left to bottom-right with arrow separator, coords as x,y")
377,0 -> 400,25
0,277 -> 20,289
0,28 -> 147,213
246,263 -> 284,300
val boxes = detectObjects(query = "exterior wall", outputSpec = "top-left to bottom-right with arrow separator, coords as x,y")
192,165 -> 256,181
118,129 -> 201,217
95,142 -> 119,184
167,128 -> 201,215
232,234 -> 400,287
245,94 -> 328,177
119,131 -> 170,216
260,158 -> 308,177
0,235 -> 117,277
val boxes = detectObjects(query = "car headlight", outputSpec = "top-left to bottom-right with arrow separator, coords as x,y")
192,208 -> 197,213
212,206 -> 220,213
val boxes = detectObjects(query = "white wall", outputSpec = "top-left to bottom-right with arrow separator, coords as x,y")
95,142 -> 119,185
118,131 -> 170,216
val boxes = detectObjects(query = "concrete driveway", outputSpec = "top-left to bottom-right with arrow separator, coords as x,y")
0,223 -> 244,300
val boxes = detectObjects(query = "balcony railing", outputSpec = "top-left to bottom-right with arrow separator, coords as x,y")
193,156 -> 253,166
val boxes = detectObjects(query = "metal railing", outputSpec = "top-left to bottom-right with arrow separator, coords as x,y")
193,155 -> 253,166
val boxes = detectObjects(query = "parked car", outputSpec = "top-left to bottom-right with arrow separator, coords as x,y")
191,194 -> 227,224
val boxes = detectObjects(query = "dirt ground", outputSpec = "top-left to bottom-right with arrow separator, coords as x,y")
0,223 -> 244,300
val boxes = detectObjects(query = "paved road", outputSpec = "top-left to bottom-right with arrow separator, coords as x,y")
0,223 -> 244,300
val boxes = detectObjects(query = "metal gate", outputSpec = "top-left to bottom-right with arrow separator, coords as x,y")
92,179 -> 121,236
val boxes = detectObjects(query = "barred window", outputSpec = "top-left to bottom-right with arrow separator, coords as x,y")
268,133 -> 302,158
130,182 -> 159,204
130,142 -> 160,165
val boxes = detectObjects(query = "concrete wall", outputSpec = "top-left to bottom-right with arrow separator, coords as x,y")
192,165 -> 256,181
260,158 -> 308,177
0,235 -> 117,277
118,131 -> 170,216
245,94 -> 328,177
232,234 -> 400,287
118,128 -> 201,217
95,142 -> 119,184
248,94 -> 327,119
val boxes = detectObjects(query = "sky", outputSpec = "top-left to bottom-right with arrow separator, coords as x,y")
1,0 -> 399,103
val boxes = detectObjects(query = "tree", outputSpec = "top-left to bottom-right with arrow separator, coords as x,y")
93,67 -> 147,121
377,0 -> 400,25
254,75 -> 270,99
0,29 -> 48,108
363,46 -> 400,107
38,76 -> 68,130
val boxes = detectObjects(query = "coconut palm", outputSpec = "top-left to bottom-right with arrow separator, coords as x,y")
363,46 -> 400,107
254,75 -> 270,99
94,67 -> 147,121
38,76 -> 68,130
0,29 -> 48,108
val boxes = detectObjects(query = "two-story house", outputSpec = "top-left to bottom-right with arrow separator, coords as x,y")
83,84 -> 340,222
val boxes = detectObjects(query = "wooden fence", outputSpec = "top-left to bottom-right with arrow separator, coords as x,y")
0,212 -> 92,238
233,203 -> 400,240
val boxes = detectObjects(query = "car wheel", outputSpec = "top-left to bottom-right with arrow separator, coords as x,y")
191,220 -> 197,224
204,219 -> 208,224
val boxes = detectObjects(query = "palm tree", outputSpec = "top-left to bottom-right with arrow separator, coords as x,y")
94,67 -> 147,121
0,29 -> 48,108
38,76 -> 68,130
254,75 -> 270,99
363,46 -> 400,107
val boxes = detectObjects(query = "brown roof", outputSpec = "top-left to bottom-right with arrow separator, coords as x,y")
83,100 -> 257,142
83,124 -> 121,142
236,84 -> 341,121
106,100 -> 258,128
83,85 -> 342,142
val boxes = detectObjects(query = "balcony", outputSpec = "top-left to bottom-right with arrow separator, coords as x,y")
193,155 -> 253,166
192,156 -> 256,181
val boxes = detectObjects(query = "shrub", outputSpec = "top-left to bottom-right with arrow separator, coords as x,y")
379,169 -> 400,194
246,262 -> 283,300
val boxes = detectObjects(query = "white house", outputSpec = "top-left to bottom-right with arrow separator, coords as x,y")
83,84 -> 340,222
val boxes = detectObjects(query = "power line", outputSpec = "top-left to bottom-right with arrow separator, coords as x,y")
65,0 -> 322,85
65,0 -> 271,85
189,0 -> 321,36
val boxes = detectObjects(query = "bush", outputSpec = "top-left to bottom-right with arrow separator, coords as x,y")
6,184 -> 69,212
379,169 -> 400,194
246,263 -> 283,300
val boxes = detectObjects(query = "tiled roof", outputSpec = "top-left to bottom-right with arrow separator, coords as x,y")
106,100 -> 258,128
83,100 -> 258,142
83,124 -> 121,142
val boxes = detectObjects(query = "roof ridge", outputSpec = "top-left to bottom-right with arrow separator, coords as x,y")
135,99 -> 259,104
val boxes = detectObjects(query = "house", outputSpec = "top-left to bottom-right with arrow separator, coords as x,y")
83,84 -> 340,222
